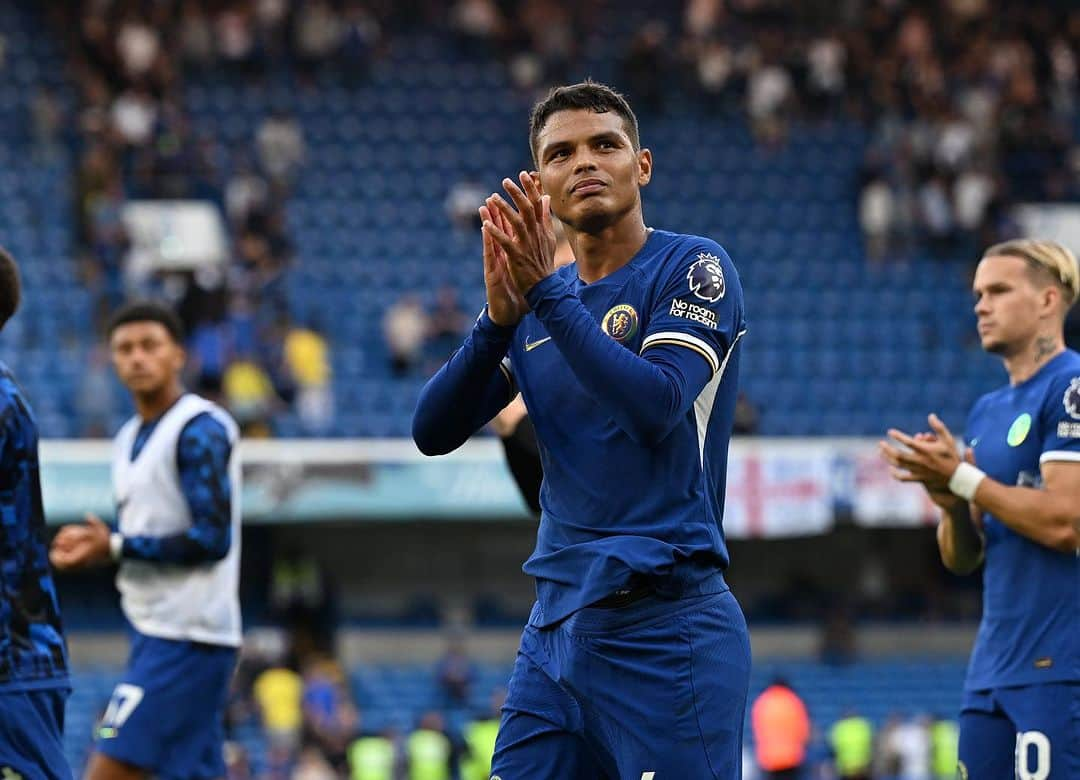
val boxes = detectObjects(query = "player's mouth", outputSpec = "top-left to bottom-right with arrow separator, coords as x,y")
570,178 -> 606,196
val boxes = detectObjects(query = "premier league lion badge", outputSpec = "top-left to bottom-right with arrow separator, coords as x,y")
1064,377 -> 1080,420
602,304 -> 639,343
687,253 -> 725,303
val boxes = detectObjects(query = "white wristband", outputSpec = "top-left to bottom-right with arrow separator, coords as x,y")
109,532 -> 124,562
948,462 -> 986,502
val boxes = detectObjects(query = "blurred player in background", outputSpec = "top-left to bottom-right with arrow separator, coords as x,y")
50,302 -> 241,780
881,239 -> 1080,778
414,82 -> 750,778
0,247 -> 71,778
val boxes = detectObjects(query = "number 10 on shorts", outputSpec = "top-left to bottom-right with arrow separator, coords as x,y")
1015,730 -> 1050,780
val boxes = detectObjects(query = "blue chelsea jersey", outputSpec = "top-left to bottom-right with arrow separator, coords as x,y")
504,229 -> 747,627
963,349 -> 1080,690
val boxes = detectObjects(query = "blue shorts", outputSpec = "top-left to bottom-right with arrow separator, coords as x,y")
96,632 -> 237,780
959,683 -> 1080,779
492,584 -> 751,780
0,686 -> 70,779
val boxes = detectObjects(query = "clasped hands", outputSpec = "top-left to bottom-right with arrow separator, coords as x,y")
478,171 -> 558,327
879,413 -> 970,509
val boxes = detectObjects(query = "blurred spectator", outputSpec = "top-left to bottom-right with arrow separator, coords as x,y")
216,5 -> 258,71
692,39 -> 736,112
302,656 -> 359,773
747,59 -> 793,146
435,634 -> 475,711
952,167 -> 995,237
620,22 -> 669,115
460,688 -> 504,780
223,352 -> 278,435
179,0 -> 216,68
257,110 -> 307,188
426,286 -> 467,370
225,155 -> 271,230
406,711 -> 455,780
859,174 -> 895,261
829,710 -> 873,780
116,11 -> 160,80
751,678 -> 812,779
111,85 -> 157,147
340,2 -> 383,84
383,295 -> 428,376
874,714 -> 903,778
254,662 -> 304,752
519,0 -> 575,85
805,33 -> 846,116
883,714 -> 932,780
917,174 -> 955,252
295,0 -> 344,75
271,544 -> 338,656
284,320 -> 334,435
930,717 -> 958,780
450,0 -> 502,58
733,392 -> 760,435
445,178 -> 485,233
348,724 -> 400,780
685,0 -> 724,39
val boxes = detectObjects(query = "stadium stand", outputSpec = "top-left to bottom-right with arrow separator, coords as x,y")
1,1 -> 1046,440
64,658 -> 967,776
1,0 -> 1077,777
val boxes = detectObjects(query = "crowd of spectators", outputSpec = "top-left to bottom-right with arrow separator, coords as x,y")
44,0 -> 1079,436
59,0 -> 343,435
225,635 -> 959,780
746,678 -> 960,780
226,631 -> 501,780
609,0 -> 1080,262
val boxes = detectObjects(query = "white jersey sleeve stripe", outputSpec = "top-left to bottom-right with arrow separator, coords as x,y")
641,331 -> 721,374
1039,450 -> 1080,463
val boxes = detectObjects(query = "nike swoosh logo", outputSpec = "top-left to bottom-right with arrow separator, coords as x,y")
524,337 -> 552,352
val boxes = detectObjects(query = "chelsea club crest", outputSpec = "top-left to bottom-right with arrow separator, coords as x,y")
602,304 -> 639,343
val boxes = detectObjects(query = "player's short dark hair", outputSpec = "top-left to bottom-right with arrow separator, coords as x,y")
0,247 -> 21,332
529,81 -> 640,165
107,301 -> 185,344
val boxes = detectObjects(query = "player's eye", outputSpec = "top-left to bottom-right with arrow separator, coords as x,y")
598,140 -> 616,149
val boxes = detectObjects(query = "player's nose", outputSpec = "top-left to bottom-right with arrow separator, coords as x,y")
572,154 -> 598,175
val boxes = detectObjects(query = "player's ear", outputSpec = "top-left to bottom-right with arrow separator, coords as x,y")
1040,285 -> 1059,317
637,148 -> 652,187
